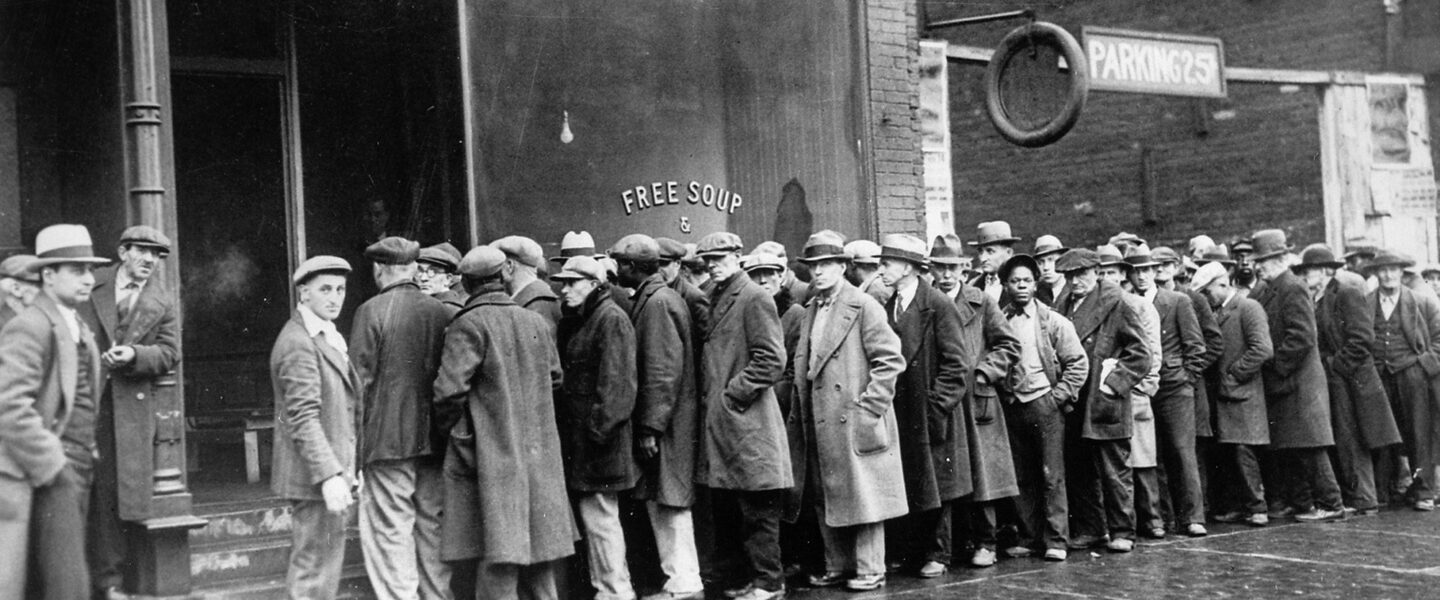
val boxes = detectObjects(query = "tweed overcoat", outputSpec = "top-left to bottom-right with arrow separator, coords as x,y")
696,273 -> 792,491
557,287 -> 638,493
269,311 -> 361,500
1051,279 -> 1152,440
1209,294 -> 1274,445
785,282 -> 908,527
1317,277 -> 1401,450
433,287 -> 578,564
1251,271 -> 1333,449
630,274 -> 698,507
887,282 -> 972,507
952,284 -> 1021,501
515,278 -> 562,333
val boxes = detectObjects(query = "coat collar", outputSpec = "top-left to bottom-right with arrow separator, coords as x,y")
889,283 -> 937,363
33,294 -> 81,420
805,282 -> 863,373
1066,279 -> 1123,342
462,285 -> 516,309
289,310 -> 356,391
630,273 -> 667,318
709,271 -> 749,328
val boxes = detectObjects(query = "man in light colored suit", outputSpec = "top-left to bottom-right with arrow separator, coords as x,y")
270,255 -> 361,600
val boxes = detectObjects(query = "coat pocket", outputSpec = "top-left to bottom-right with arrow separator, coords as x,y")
974,387 -> 999,425
1092,390 -> 1125,425
446,417 -> 479,478
851,409 -> 890,456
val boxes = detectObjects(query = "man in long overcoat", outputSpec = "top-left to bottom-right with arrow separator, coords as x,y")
1367,249 -> 1440,511
0,224 -> 109,600
493,235 -> 562,332
613,235 -> 704,600
744,253 -> 806,416
693,232 -> 790,600
1296,244 -> 1401,516
1193,263 -> 1274,526
878,234 -> 968,577
270,255 -> 361,600
553,255 -> 640,600
76,225 -> 182,597
1248,230 -> 1343,522
1051,249 -> 1152,553
784,231 -> 907,592
349,237 -> 456,599
434,246 -> 578,599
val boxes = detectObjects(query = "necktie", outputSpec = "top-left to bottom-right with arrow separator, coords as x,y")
117,282 -> 140,323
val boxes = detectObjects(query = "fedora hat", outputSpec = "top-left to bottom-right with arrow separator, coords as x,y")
799,230 -> 849,263
1366,249 -> 1416,272
844,240 -> 882,265
968,221 -> 1021,247
879,234 -> 928,265
1197,244 -> 1236,266
1248,229 -> 1293,262
928,234 -> 966,266
1095,244 -> 1127,268
1291,243 -> 1344,272
27,224 -> 112,272
552,231 -> 602,264
1122,243 -> 1160,268
1032,235 -> 1066,258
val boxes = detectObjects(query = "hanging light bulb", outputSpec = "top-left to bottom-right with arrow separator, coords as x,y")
560,110 -> 574,144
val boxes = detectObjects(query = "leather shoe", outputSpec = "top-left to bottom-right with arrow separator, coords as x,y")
1211,511 -> 1246,524
806,571 -> 845,588
845,573 -> 885,592
723,583 -> 754,599
1003,545 -> 1034,558
1295,508 -> 1345,522
1067,534 -> 1108,550
1246,513 -> 1269,527
1106,538 -> 1135,553
1185,523 -> 1208,537
642,592 -> 705,600
1416,499 -> 1435,512
917,560 -> 948,578
1144,527 -> 1166,539
734,586 -> 784,600
971,547 -> 996,567
1043,548 -> 1067,562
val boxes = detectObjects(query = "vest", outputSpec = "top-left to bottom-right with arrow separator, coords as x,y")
62,336 -> 97,466
1374,299 -> 1415,373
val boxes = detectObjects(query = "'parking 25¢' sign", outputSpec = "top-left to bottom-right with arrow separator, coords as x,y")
1082,26 -> 1227,99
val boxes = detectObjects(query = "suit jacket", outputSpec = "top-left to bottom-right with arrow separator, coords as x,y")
953,284 -> 1020,501
1318,278 -> 1400,449
269,312 -> 361,500
1210,295 -> 1273,445
887,281 -> 971,506
630,274 -> 698,507
1251,271 -> 1332,449
1150,288 -> 1207,389
349,281 -> 455,464
1367,285 -> 1440,377
1052,279 -> 1152,440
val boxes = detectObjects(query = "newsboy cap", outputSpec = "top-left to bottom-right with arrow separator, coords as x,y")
609,234 -> 661,262
0,254 -> 41,283
459,246 -> 507,278
741,253 -> 787,273
696,232 -> 744,258
417,243 -> 462,271
364,236 -> 421,265
293,255 -> 351,285
753,241 -> 788,260
656,237 -> 687,262
491,235 -> 545,268
1055,248 -> 1101,273
550,255 -> 607,282
119,225 -> 173,254
1190,262 -> 1230,292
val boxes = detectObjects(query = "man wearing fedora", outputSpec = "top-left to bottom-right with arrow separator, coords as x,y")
1248,230 -> 1344,522
434,246 -> 578,599
1099,246 -> 1162,540
76,225 -> 182,599
416,242 -> 466,309
877,233 -> 969,577
784,230 -> 907,592
1367,249 -> 1440,511
349,237 -> 456,600
997,254 -> 1089,562
844,239 -> 892,305
270,255 -> 361,599
1051,248 -> 1153,553
1031,236 -> 1067,307
927,234 -> 967,304
492,235 -> 562,333
1153,245 -> 1224,511
693,232 -> 789,600
1295,244 -> 1401,516
968,221 -> 1021,301
0,224 -> 109,600
0,254 -> 41,327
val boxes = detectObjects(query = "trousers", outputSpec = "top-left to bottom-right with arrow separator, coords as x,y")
709,489 -> 784,591
1263,447 -> 1342,512
28,461 -> 92,600
360,457 -> 452,600
817,521 -> 885,576
1152,383 -> 1205,526
1379,365 -> 1440,500
646,502 -> 703,594
1066,434 -> 1135,543
287,500 -> 351,600
576,492 -> 635,600
1215,444 -> 1266,515
475,560 -> 559,600
1005,393 -> 1068,550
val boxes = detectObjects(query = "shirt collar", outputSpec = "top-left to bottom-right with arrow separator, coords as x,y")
895,276 -> 918,301
116,268 -> 145,293
297,303 -> 337,338
1222,290 -> 1236,308
1141,287 -> 1157,301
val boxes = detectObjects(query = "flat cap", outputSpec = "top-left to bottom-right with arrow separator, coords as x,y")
364,236 -> 421,265
742,253 -> 787,273
753,241 -> 788,260
844,240 -> 882,265
799,230 -> 849,263
459,245 -> 507,278
417,243 -> 462,271
696,232 -> 744,258
1190,262 -> 1229,292
1055,248 -> 1101,273
656,237 -> 687,261
550,255 -> 607,281
491,235 -> 545,268
681,243 -> 703,266
609,234 -> 661,262
293,255 -> 352,284
119,225 -> 173,254
1108,231 -> 1146,247
0,254 -> 40,283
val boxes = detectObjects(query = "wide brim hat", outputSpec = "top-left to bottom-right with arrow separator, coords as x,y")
27,224 -> 112,272
928,234 -> 967,265
844,240 -> 882,265
1365,249 -> 1416,272
1422,263 -> 1440,277
799,230 -> 849,263
1032,235 -> 1066,258
969,221 -> 1021,247
1122,243 -> 1160,268
878,234 -> 928,266
1248,229 -> 1293,262
1095,244 -> 1127,269
998,254 -> 1040,284
1292,243 -> 1344,272
551,230 -> 603,264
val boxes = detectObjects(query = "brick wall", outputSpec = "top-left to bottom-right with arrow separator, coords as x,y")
867,0 -> 926,237
926,0 -> 1398,251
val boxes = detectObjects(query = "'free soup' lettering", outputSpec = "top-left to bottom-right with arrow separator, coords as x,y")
622,181 -> 742,216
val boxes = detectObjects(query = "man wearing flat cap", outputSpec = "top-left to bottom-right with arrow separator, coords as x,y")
76,224 -> 182,598
693,232 -> 790,600
0,224 -> 109,599
744,253 -> 806,416
658,237 -> 710,377
968,221 -> 1021,301
1295,244 -> 1400,517
876,233 -> 969,577
492,235 -> 562,333
416,242 -> 466,309
435,246 -> 577,599
270,255 -> 361,600
0,253 -> 41,327
1247,230 -> 1344,522
1367,249 -> 1440,511
349,237 -> 456,599
754,240 -> 811,306
1051,248 -> 1153,553
613,234 -> 704,600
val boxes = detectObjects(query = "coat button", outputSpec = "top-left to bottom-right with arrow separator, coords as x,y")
136,393 -> 145,400
833,384 -> 841,391
839,415 -> 847,423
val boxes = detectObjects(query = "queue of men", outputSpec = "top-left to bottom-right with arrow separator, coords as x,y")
3,220 -> 1440,600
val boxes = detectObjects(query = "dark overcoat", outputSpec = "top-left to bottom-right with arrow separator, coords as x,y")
785,282 -> 908,527
433,287 -> 578,564
775,296 -> 806,416
515,278 -> 562,333
1317,277 -> 1401,450
80,266 -> 180,519
670,277 -> 710,384
953,284 -> 1021,501
557,287 -> 638,493
697,273 -> 791,491
887,282 -> 971,507
630,274 -> 698,508
349,281 -> 455,464
1251,270 -> 1333,449
1183,287 -> 1223,438
269,312 -> 361,500
1052,279 -> 1152,440
1210,295 -> 1273,445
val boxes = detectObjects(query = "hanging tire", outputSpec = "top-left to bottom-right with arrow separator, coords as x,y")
984,21 -> 1090,148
